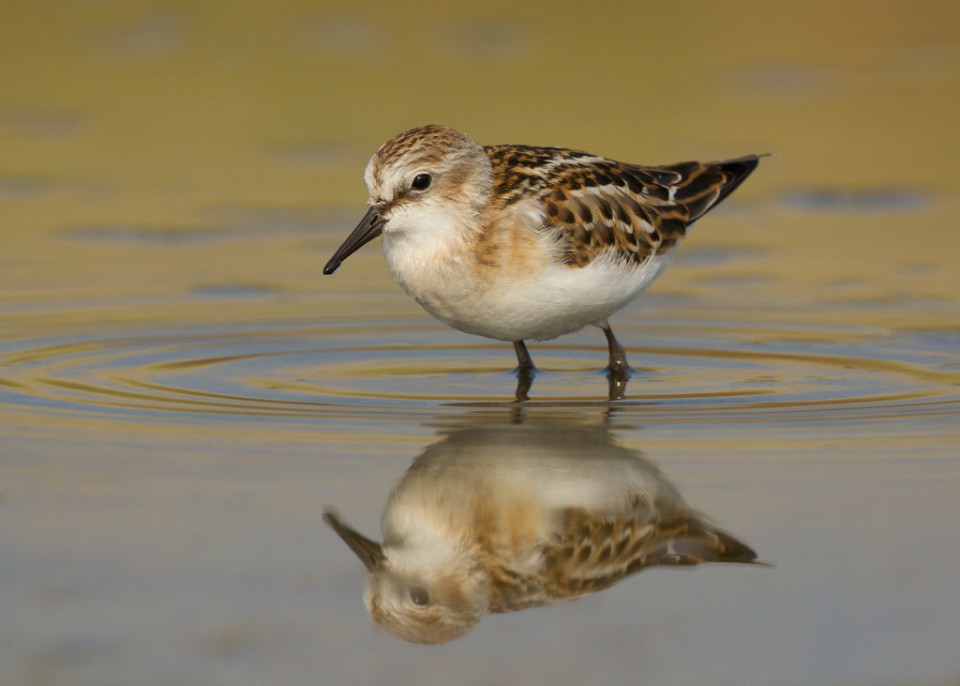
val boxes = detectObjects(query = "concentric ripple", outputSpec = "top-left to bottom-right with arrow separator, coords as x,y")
1,321 -> 958,426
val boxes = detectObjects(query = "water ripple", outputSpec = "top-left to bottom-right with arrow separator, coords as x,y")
1,323 -> 957,428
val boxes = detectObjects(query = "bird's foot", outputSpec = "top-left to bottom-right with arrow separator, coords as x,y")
513,365 -> 536,402
605,363 -> 631,401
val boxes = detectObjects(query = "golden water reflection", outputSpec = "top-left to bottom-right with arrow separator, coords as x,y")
325,418 -> 759,644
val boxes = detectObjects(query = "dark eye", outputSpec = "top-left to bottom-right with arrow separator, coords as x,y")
409,586 -> 430,606
411,173 -> 432,191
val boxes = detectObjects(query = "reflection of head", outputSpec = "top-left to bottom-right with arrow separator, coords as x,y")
325,508 -> 491,645
364,562 -> 490,645
327,421 -> 759,644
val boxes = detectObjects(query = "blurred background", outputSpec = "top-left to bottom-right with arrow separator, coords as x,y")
2,0 -> 958,323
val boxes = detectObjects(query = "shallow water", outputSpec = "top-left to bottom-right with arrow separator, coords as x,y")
2,2 -> 960,685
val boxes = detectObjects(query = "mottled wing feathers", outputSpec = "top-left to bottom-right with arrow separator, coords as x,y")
487,563 -> 551,613
654,156 -> 761,224
486,500 -> 757,611
485,145 -> 760,267
485,500 -> 757,613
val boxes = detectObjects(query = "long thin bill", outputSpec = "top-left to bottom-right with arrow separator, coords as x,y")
323,207 -> 385,275
323,509 -> 385,571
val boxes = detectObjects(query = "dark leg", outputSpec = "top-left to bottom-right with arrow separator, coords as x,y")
602,325 -> 631,375
601,325 -> 631,401
512,340 -> 536,402
513,340 -> 535,371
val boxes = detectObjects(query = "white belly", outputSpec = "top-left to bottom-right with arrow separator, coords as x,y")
384,231 -> 671,341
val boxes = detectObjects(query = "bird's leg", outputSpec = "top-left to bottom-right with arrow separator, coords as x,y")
513,340 -> 535,371
601,325 -> 631,401
512,340 -> 536,402
601,325 -> 631,375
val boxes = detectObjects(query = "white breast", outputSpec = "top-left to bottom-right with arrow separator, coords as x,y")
383,227 -> 671,342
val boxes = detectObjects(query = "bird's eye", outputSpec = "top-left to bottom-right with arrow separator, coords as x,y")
411,173 -> 432,191
409,586 -> 430,606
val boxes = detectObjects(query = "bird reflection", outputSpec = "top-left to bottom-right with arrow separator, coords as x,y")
325,420 -> 759,645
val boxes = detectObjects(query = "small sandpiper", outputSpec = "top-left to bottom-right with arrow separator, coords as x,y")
324,422 -> 759,644
324,125 -> 761,399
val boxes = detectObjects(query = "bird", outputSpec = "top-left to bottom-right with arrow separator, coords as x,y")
324,420 -> 760,644
323,125 -> 762,399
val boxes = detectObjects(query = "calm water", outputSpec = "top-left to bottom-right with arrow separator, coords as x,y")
2,2 -> 959,685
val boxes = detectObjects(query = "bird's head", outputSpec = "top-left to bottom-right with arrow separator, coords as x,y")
323,125 -> 492,275
324,508 -> 490,644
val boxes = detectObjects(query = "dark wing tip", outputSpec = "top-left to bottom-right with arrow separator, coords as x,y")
710,154 -> 765,206
712,529 -> 761,564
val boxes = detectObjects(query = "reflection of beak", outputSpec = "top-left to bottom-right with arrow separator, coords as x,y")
323,207 -> 385,275
323,508 -> 384,571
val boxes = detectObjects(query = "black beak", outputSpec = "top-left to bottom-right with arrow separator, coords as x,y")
323,207 -> 385,275
323,508 -> 385,571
